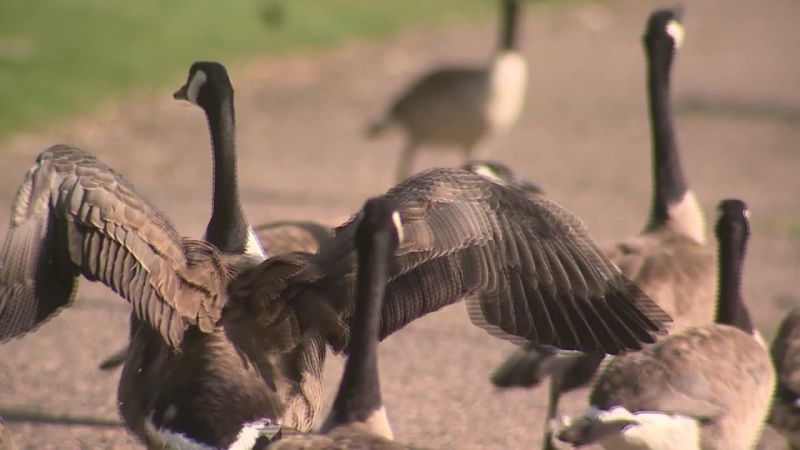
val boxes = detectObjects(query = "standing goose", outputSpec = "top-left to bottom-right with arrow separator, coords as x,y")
96,62 -> 332,372
173,62 -> 266,262
118,62 -> 318,447
270,197 -> 421,449
367,0 -> 528,181
555,199 -> 775,450
490,9 -> 716,448
119,62 -> 328,446
768,306 -> 800,448
0,148 -> 671,447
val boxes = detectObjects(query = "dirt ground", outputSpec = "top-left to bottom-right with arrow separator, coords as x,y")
0,0 -> 798,448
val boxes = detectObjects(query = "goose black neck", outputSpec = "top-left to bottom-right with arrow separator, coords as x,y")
715,222 -> 754,333
645,39 -> 688,231
499,0 -> 519,51
328,229 -> 392,424
204,94 -> 248,253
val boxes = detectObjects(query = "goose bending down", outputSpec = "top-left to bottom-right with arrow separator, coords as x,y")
554,199 -> 775,450
367,0 -> 528,182
768,306 -> 800,448
0,143 -> 672,447
490,9 -> 716,448
269,197 -> 423,449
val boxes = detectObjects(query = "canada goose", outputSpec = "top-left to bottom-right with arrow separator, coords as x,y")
768,306 -> 800,449
554,199 -> 775,450
0,146 -> 671,448
367,0 -> 528,181
491,9 -> 716,448
96,63 -> 333,372
269,197 -> 423,449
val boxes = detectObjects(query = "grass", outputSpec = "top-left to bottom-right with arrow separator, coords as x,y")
0,0 -> 495,139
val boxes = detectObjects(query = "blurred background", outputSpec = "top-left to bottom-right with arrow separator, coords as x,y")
0,0 -> 798,448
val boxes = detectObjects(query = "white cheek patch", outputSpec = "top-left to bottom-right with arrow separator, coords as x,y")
666,20 -> 686,49
186,69 -> 208,105
391,211 -> 404,244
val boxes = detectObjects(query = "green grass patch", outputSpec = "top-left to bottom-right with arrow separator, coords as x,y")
0,0 -> 499,139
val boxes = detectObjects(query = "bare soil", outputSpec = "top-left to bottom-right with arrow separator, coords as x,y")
0,0 -> 798,448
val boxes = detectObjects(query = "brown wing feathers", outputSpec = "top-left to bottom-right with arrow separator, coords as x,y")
0,145 -> 222,348
2,150 -> 669,357
251,168 -> 671,355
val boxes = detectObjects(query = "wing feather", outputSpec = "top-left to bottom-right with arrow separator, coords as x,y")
238,168 -> 670,355
0,145 -> 224,348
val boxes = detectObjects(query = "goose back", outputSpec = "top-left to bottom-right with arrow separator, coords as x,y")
557,199 -> 775,450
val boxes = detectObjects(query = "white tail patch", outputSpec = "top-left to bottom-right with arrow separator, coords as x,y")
228,418 -> 281,450
558,406 -> 701,450
144,414 -> 217,450
487,51 -> 528,132
144,412 -> 279,450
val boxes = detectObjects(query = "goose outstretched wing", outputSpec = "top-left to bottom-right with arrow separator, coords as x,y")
234,168 -> 671,355
0,145 -> 226,348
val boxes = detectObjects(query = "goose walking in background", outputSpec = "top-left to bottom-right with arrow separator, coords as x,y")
768,306 -> 800,449
270,197 -> 424,449
367,0 -> 528,182
554,199 -> 775,450
0,145 -> 671,448
491,9 -> 716,449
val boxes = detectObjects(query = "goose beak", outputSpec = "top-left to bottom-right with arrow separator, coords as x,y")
173,85 -> 189,101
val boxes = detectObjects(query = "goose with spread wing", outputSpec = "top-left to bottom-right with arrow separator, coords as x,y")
0,153 -> 670,448
96,62 -> 331,372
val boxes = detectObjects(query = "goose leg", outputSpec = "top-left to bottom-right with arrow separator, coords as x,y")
396,140 -> 418,182
542,376 -> 562,450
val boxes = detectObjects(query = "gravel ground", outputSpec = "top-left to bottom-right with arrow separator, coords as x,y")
0,0 -> 798,448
